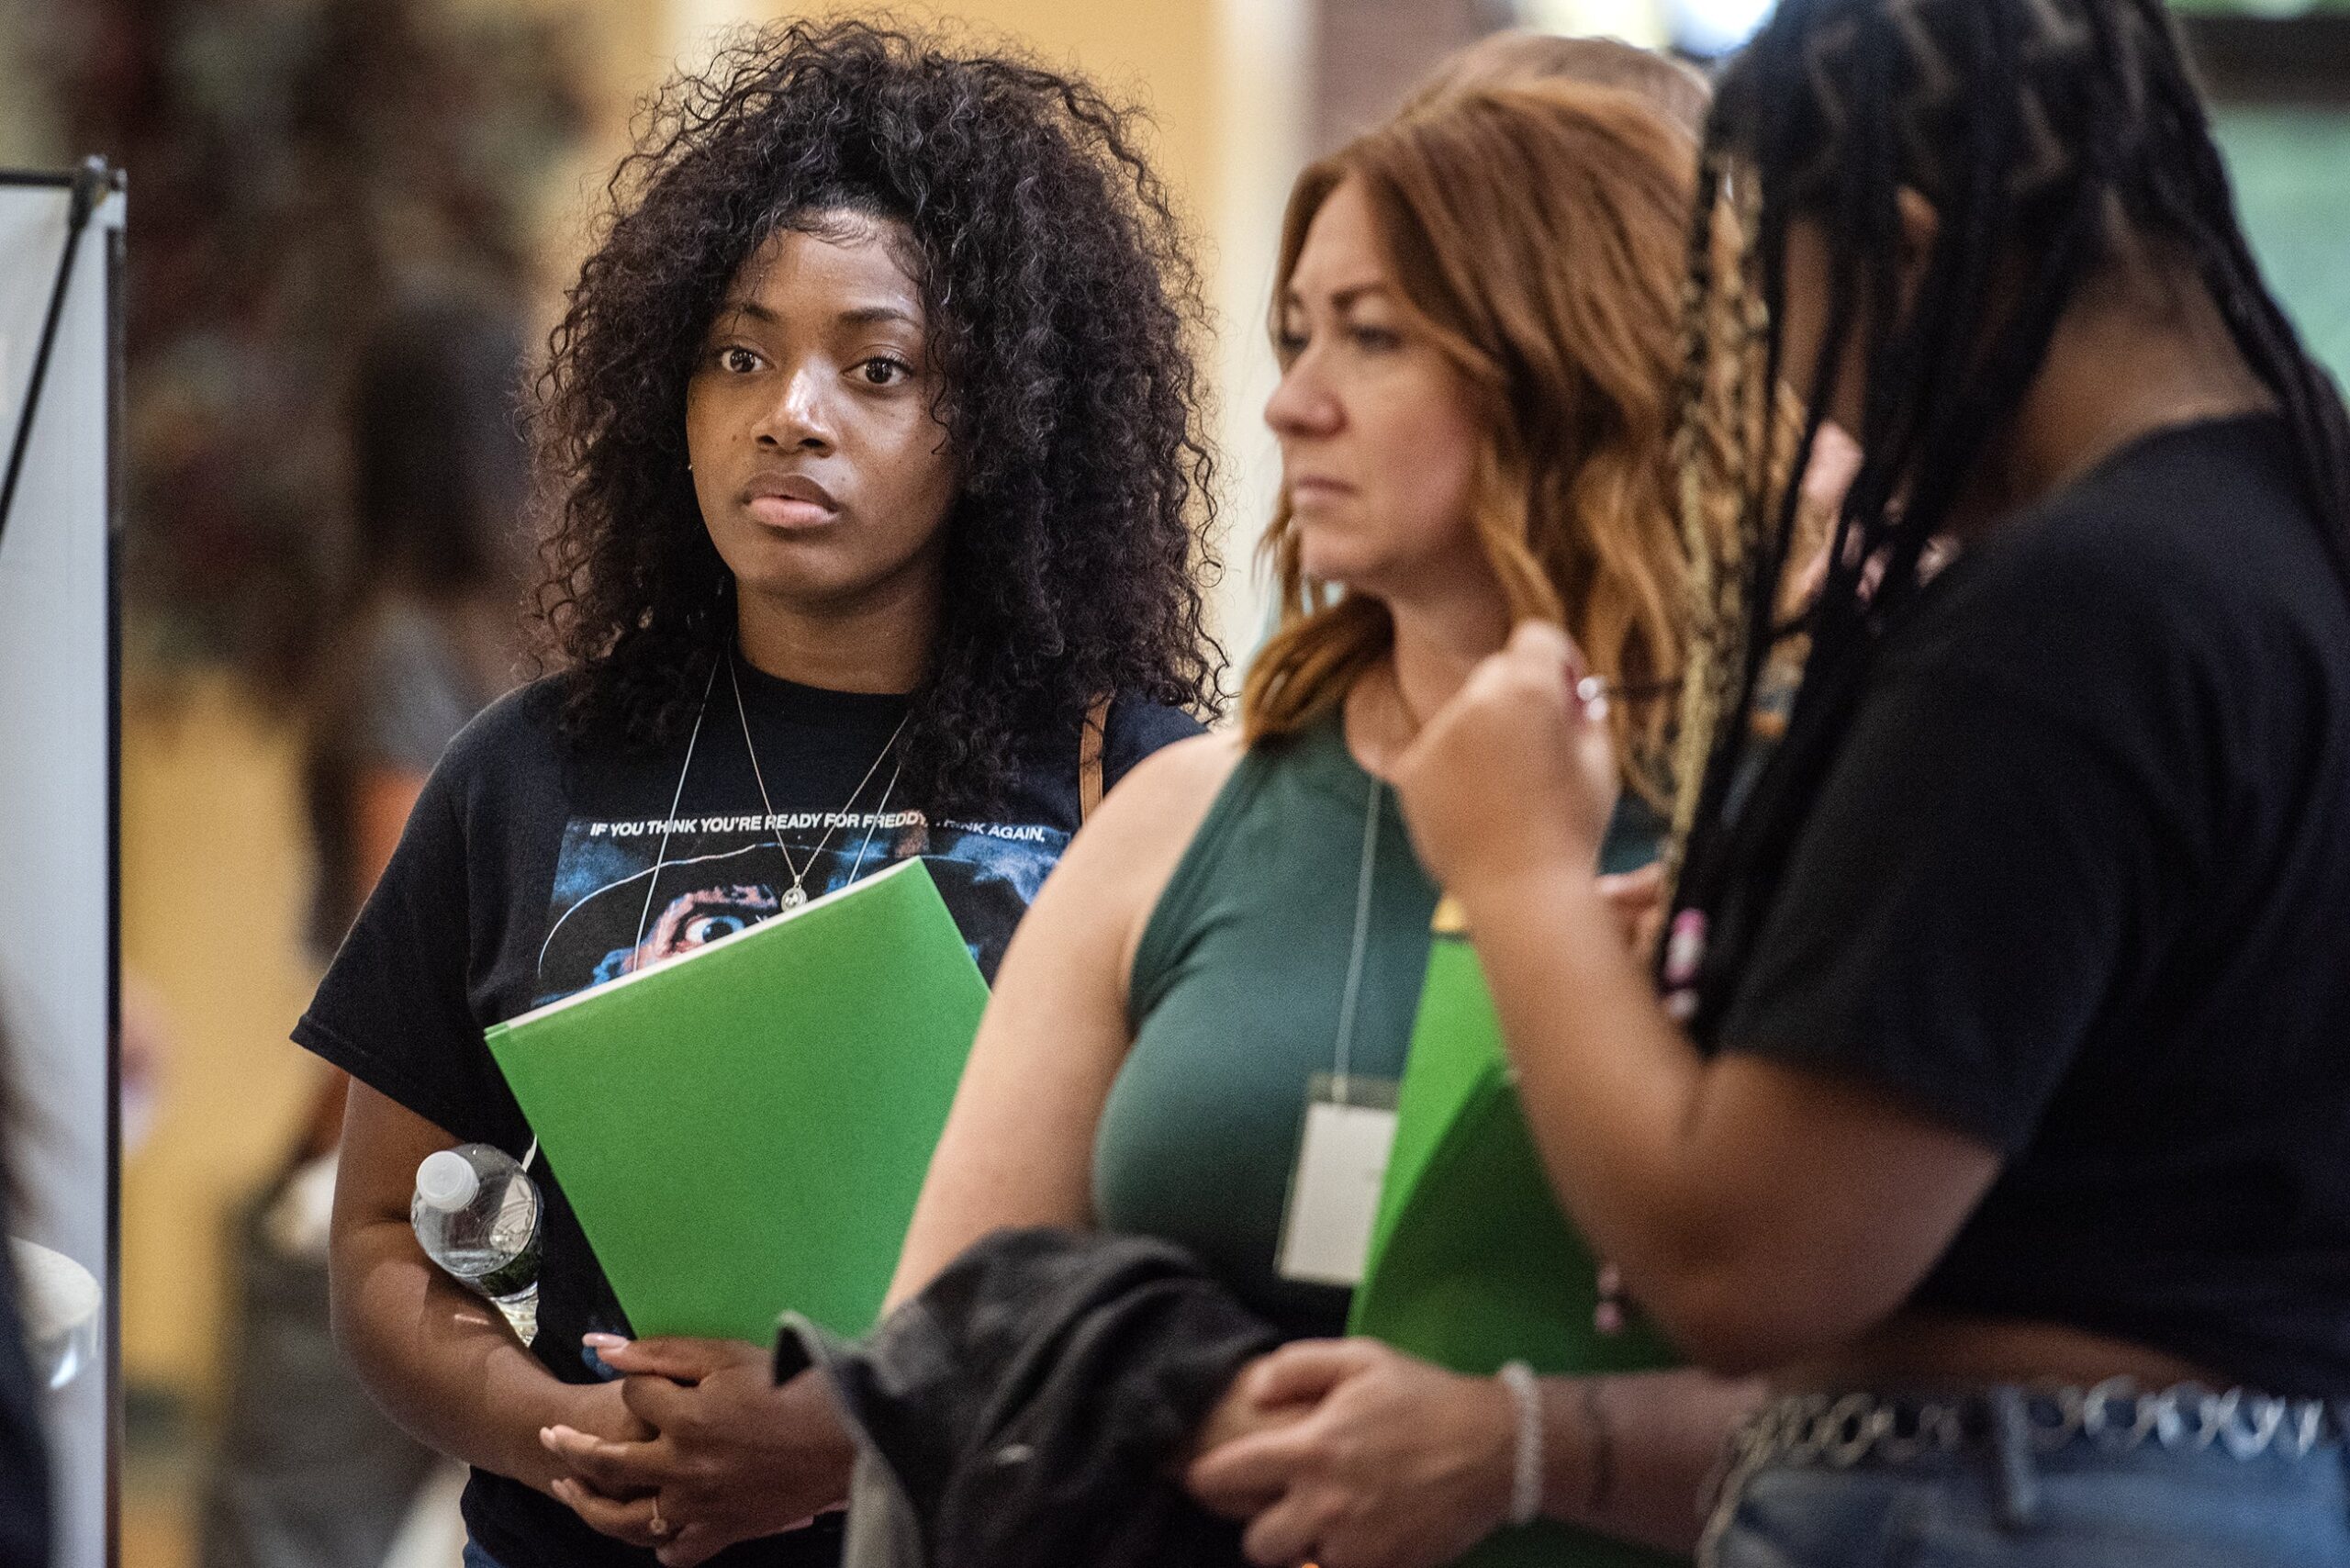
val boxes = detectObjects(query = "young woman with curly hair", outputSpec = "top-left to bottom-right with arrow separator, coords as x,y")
297,22 -> 1221,1568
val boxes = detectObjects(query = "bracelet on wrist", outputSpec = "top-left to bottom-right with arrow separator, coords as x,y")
1495,1361 -> 1544,1528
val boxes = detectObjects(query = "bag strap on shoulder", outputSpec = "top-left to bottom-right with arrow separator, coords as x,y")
1079,696 -> 1112,823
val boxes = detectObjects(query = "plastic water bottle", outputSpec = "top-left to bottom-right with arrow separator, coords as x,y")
411,1143 -> 542,1345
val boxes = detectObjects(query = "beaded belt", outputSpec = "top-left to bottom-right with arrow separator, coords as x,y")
1701,1382 -> 2340,1561
1696,1382 -> 2348,1567
1729,1381 -> 2344,1469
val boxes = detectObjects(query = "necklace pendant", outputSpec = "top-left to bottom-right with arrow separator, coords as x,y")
780,885 -> 809,912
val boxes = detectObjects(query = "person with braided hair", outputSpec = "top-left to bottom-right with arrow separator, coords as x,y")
1392,0 -> 2350,1562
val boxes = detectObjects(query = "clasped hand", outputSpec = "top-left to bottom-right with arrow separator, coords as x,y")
541,1335 -> 851,1567
1188,1338 -> 1518,1568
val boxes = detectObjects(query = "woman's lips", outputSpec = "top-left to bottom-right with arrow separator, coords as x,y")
746,494 -> 838,530
741,471 -> 840,531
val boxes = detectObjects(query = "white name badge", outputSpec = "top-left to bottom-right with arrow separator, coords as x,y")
1276,1073 -> 1401,1288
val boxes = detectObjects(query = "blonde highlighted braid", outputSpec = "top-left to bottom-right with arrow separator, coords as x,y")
1662,155 -> 1802,907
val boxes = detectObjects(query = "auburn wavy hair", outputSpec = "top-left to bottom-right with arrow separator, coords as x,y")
1242,82 -> 1700,801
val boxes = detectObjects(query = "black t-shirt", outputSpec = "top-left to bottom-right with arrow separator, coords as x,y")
296,659 -> 1199,1568
1723,416 -> 2350,1398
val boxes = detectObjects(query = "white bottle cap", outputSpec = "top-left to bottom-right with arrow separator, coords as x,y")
415,1149 -> 481,1213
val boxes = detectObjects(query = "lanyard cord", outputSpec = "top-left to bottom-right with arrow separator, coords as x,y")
632,657 -> 721,957
1330,778 -> 1382,1104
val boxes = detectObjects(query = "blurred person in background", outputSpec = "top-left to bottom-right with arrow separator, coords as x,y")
305,293 -> 537,962
199,293 -> 532,1568
306,21 -> 1224,1568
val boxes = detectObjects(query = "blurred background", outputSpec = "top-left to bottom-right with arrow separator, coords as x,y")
0,0 -> 2341,1562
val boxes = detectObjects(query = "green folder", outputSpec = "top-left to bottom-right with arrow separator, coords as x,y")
486,857 -> 988,1342
1350,904 -> 1685,1568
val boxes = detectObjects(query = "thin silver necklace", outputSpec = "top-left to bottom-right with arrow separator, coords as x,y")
727,653 -> 911,910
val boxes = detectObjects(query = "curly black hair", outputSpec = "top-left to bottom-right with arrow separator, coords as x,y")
531,17 -> 1225,811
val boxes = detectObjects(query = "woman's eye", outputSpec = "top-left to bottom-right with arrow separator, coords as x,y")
856,356 -> 913,387
1274,329 -> 1309,362
716,345 -> 762,374
1349,324 -> 1403,353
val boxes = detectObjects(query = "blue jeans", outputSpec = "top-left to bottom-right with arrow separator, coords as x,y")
461,1544 -> 506,1568
1706,1427 -> 2350,1566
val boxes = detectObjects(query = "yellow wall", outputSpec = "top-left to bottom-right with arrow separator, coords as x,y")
118,681 -> 327,1393
779,0 -> 1218,206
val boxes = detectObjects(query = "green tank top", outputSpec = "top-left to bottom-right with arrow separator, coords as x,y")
1095,714 -> 1440,1337
1093,711 -> 1671,1339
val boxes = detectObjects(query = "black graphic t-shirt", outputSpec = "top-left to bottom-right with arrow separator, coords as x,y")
295,659 -> 1199,1568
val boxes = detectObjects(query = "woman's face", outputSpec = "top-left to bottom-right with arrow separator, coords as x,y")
1265,178 -> 1489,605
686,213 -> 960,619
